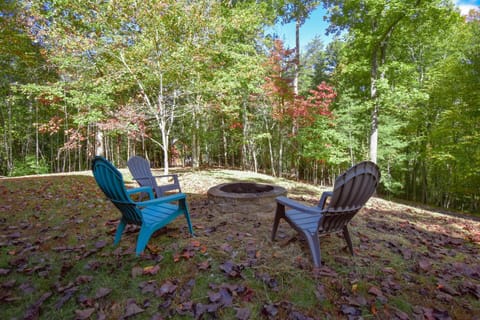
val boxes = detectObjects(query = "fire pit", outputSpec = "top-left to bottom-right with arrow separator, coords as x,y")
207,182 -> 287,219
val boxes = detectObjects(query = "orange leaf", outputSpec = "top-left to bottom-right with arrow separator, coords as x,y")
371,304 -> 377,315
191,240 -> 201,247
147,244 -> 161,254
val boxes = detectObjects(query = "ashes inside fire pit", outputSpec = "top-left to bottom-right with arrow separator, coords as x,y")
207,182 -> 287,218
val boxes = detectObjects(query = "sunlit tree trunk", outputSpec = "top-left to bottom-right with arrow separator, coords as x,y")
95,129 -> 104,157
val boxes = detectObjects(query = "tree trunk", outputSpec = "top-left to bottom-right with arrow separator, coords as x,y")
278,133 -> 283,177
95,127 -> 104,157
293,19 -> 300,96
241,102 -> 249,170
370,20 -> 379,164
221,116 -> 228,167
267,134 -> 276,176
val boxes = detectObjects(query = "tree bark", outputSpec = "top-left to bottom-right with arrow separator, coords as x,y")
293,19 -> 300,96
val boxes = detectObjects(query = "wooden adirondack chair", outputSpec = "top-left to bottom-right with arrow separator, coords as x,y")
92,156 -> 193,256
127,156 -> 181,198
271,161 -> 380,267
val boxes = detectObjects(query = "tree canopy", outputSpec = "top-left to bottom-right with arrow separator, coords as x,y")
1,0 -> 478,213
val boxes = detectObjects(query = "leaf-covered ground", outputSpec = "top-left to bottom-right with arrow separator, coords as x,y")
0,169 -> 479,319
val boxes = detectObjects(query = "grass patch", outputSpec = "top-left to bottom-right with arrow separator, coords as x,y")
1,170 -> 479,319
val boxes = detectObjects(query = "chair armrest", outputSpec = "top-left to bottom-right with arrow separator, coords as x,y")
318,191 -> 333,209
152,174 -> 178,179
276,196 -> 322,214
131,175 -> 153,181
127,186 -> 154,200
136,192 -> 187,206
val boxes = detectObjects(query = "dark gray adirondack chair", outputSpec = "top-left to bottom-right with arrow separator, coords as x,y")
127,156 -> 181,198
271,161 -> 380,267
92,156 -> 193,256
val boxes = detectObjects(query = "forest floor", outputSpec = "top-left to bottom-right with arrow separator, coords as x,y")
0,168 -> 479,319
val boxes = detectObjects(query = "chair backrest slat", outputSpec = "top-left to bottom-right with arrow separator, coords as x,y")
127,156 -> 181,197
127,156 -> 156,186
320,161 -> 380,233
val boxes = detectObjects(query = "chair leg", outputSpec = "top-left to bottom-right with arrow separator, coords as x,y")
343,225 -> 354,256
184,211 -> 194,236
136,227 -> 154,256
303,230 -> 322,268
180,199 -> 194,236
271,204 -> 285,241
114,219 -> 127,246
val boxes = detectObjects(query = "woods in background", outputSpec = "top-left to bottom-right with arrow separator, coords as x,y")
1,0 -> 479,213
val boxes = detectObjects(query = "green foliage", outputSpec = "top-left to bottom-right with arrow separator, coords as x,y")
1,0 -> 479,212
10,156 -> 49,176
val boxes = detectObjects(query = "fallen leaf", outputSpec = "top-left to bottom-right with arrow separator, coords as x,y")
314,284 -> 326,301
0,268 -> 11,275
220,243 -> 233,253
75,275 -> 93,285
95,287 -> 112,299
418,259 -> 432,272
147,244 -> 162,254
197,261 -> 210,270
75,308 -> 95,320
340,304 -> 361,316
124,300 -> 145,318
24,292 -> 52,320
437,281 -> 459,296
219,261 -> 244,278
261,303 -> 278,317
55,287 -> 78,309
235,307 -> 251,320
156,280 -> 177,297
95,240 -> 107,249
368,286 -> 383,297
191,239 -> 201,247
143,265 -> 160,275
131,266 -> 144,278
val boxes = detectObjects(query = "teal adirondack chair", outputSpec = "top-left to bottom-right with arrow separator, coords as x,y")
92,156 -> 194,256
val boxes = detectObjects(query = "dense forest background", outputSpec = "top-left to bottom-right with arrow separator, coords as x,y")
1,0 -> 479,213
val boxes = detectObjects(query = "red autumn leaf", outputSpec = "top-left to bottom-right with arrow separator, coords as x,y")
191,239 -> 201,247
